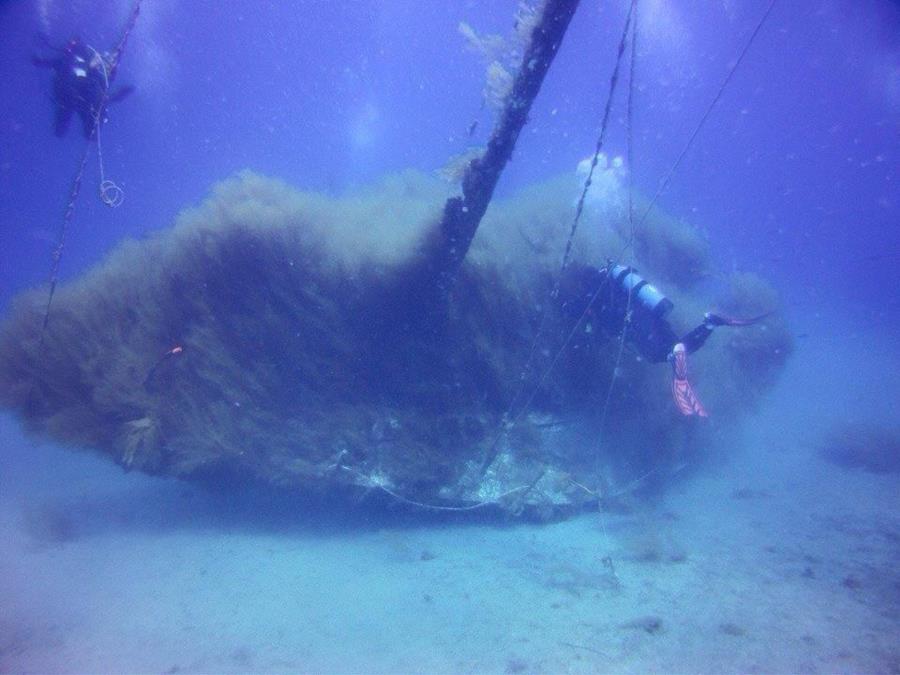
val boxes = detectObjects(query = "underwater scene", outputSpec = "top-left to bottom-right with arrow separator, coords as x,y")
0,0 -> 898,672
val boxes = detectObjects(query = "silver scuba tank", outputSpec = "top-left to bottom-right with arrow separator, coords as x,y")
609,264 -> 674,318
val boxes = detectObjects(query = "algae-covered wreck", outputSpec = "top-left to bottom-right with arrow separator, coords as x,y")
0,0 -> 791,517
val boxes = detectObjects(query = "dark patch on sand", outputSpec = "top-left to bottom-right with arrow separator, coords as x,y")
622,615 -> 664,634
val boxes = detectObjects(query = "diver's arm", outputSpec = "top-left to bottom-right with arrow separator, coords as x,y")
32,55 -> 60,68
108,84 -> 135,103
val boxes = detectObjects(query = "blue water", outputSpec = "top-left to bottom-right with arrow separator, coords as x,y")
1,0 -> 898,672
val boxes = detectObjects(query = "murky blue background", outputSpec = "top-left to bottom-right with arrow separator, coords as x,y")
0,1 -> 897,672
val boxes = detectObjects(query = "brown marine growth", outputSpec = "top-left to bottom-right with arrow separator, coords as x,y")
0,170 -> 792,515
0,0 -> 793,515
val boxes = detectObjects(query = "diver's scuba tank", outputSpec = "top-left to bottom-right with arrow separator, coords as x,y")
608,264 -> 674,319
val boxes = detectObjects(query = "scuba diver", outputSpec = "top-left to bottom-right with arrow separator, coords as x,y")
560,262 -> 771,417
33,37 -> 134,138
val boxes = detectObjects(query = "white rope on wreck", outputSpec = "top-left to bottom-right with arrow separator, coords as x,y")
340,465 -> 530,512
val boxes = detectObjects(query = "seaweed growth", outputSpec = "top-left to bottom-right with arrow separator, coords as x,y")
0,171 -> 791,516
459,2 -> 542,113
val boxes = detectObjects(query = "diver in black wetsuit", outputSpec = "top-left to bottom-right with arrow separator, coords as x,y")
33,37 -> 134,138
560,262 -> 768,416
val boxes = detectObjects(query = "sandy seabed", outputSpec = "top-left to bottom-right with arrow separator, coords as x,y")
1,325 -> 897,674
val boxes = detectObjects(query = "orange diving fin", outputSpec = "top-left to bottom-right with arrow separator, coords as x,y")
669,343 -> 708,417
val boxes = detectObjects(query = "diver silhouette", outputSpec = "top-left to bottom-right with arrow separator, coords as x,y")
560,262 -> 771,416
33,37 -> 134,138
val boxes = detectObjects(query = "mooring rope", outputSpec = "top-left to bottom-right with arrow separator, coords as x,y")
480,0 -> 638,475
631,0 -> 779,235
585,0 -> 777,412
36,0 -> 141,346
596,0 -> 640,441
369,484 -> 530,512
558,0 -> 637,276
40,144 -> 92,335
106,1 -> 142,83
339,466 -> 531,512
481,0 -> 779,484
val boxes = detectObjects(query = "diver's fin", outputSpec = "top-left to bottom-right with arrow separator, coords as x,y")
669,343 -> 708,417
705,311 -> 773,327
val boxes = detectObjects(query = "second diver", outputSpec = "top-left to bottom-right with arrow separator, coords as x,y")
33,36 -> 134,138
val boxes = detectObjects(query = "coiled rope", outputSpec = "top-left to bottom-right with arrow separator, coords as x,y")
85,43 -> 126,208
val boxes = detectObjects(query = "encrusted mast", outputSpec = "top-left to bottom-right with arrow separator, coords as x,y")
430,0 -> 581,290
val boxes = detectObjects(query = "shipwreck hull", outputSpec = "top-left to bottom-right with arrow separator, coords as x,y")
0,171 -> 792,516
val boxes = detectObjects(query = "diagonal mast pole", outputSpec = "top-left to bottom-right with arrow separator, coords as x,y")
428,0 -> 581,292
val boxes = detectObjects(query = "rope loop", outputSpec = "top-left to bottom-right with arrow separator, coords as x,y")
34,0 -> 141,349
99,179 -> 125,207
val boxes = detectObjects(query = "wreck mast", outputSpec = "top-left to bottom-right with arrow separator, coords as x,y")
430,0 -> 581,291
